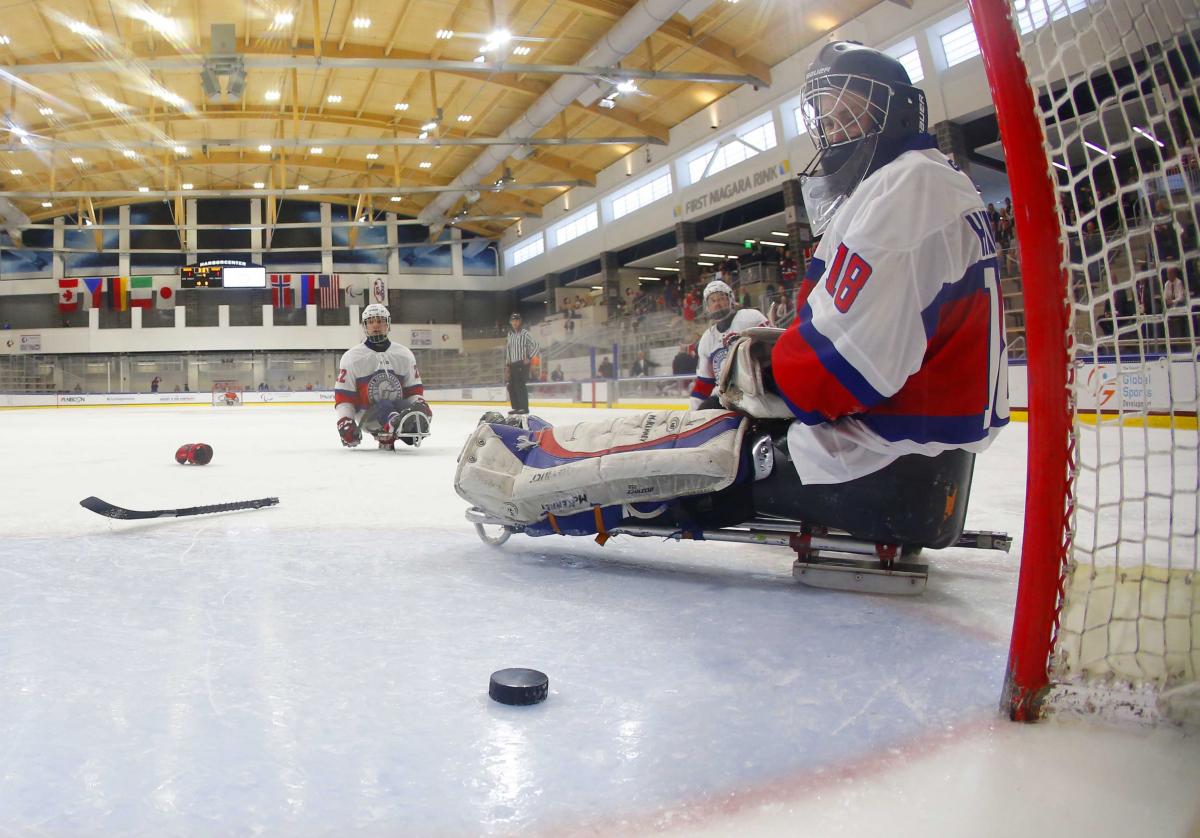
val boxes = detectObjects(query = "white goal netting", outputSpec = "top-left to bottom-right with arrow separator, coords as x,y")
211,384 -> 245,407
1000,0 -> 1199,723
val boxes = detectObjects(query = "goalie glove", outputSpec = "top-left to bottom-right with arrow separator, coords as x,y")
337,416 -> 362,448
717,328 -> 792,419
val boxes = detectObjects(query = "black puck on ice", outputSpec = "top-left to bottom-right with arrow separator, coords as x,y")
489,668 -> 549,706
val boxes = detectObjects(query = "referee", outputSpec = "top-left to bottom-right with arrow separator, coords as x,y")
504,312 -> 540,415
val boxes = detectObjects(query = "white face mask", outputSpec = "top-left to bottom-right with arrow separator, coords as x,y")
800,134 -> 880,237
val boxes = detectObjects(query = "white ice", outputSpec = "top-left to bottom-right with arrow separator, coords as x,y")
0,404 -> 1197,836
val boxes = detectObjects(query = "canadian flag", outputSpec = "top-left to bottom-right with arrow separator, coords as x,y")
58,278 -> 80,312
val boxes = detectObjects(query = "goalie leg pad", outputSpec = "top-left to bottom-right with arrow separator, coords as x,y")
454,409 -> 749,524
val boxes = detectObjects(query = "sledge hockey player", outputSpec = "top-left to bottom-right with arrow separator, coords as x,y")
335,304 -> 432,450
689,279 -> 769,410
455,41 -> 1008,544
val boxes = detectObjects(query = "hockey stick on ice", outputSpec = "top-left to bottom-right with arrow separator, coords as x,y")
79,496 -> 280,520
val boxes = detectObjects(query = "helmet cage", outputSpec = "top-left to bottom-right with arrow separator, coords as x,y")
361,303 -> 391,345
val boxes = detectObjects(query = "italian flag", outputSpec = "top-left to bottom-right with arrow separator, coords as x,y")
129,276 -> 154,309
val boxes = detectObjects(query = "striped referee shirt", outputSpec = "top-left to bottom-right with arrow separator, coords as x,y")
505,328 -> 540,364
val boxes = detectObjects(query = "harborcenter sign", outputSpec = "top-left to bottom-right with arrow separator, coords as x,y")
675,158 -> 791,221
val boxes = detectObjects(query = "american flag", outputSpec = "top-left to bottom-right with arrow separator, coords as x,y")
318,274 -> 341,309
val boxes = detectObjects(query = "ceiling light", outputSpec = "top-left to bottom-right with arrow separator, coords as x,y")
38,106 -> 53,116
771,231 -> 788,237
97,94 -> 129,112
1084,140 -> 1114,159
637,276 -> 662,281
418,131 -> 428,139
310,146 -> 323,154
436,29 -> 454,39
130,8 -> 181,38
616,80 -> 638,94
1133,125 -> 1166,149
700,252 -> 725,258
1052,161 -> 1070,172
513,46 -> 531,56
123,149 -> 138,159
760,240 -> 787,247
8,168 -> 20,175
597,97 -> 616,110
366,152 -> 379,160
697,261 -> 714,266
258,144 -> 272,152
83,217 -> 93,226
390,195 -> 402,202
298,183 -> 309,190
70,156 -> 84,164
487,28 -> 512,46
419,161 -> 432,169
326,94 -> 342,103
472,54 -> 486,63
421,120 -> 438,131
68,20 -> 101,39
0,36 -> 10,46
352,17 -> 371,28
253,182 -> 265,189
41,201 -> 52,208
274,11 -> 294,26
181,182 -> 193,190
394,102 -> 409,111
138,186 -> 150,192
174,145 -> 188,154
655,266 -> 680,272
457,114 -> 472,123
265,90 -> 281,101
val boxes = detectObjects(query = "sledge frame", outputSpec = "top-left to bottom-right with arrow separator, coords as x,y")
465,507 -> 1011,595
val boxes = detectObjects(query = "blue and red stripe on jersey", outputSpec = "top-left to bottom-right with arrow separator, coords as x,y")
690,376 -> 716,401
334,374 -> 424,409
772,258 -> 1006,446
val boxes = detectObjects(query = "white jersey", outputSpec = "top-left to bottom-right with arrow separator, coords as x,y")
689,308 -> 769,408
334,341 -> 424,413
773,140 -> 1009,484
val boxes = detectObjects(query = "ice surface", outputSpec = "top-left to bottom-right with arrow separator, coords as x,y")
0,404 -> 1196,836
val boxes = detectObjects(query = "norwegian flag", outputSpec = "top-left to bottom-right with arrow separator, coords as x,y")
317,274 -> 341,309
270,274 -> 294,308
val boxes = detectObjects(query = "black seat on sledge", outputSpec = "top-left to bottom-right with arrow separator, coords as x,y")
751,448 -> 976,550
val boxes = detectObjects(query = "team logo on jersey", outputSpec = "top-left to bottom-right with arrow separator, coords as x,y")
365,369 -> 405,404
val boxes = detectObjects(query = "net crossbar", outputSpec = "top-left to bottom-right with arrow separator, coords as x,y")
971,0 -> 1199,725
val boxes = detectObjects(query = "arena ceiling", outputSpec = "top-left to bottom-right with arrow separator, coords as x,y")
0,0 -> 900,240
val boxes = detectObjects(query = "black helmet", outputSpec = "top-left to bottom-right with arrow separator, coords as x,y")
799,41 -> 928,234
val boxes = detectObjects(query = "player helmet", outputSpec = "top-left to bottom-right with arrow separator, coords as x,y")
702,279 -> 735,322
799,41 -> 927,235
362,303 -> 391,345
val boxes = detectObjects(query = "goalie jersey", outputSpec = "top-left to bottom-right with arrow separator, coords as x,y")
773,136 -> 1009,484
334,342 -> 425,412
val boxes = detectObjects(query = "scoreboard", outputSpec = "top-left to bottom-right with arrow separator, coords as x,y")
180,265 -> 224,288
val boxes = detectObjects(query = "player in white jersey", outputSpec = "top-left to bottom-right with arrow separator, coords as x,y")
334,304 -> 432,450
688,280 -> 769,409
456,42 -> 1006,543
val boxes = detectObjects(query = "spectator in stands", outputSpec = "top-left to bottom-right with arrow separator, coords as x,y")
1164,267 -> 1189,347
630,351 -> 653,377
150,376 -> 161,393
682,289 -> 699,322
597,356 -> 614,379
551,365 -> 564,382
1154,197 -> 1181,265
672,344 -> 698,376
780,254 -> 798,289
1083,220 -> 1105,292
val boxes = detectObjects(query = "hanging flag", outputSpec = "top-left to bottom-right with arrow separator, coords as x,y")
270,274 -> 294,308
129,276 -> 154,309
298,274 -> 317,307
371,277 -> 388,305
156,276 -> 176,309
318,274 -> 341,309
58,278 -> 80,312
83,277 -> 104,308
106,276 -> 127,311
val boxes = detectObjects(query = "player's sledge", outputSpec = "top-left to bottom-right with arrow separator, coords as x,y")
457,409 -> 1010,596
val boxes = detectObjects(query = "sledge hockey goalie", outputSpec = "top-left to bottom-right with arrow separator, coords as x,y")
334,303 -> 433,450
455,41 -> 1008,548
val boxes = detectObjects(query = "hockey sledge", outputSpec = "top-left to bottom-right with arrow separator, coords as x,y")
465,447 -> 1011,596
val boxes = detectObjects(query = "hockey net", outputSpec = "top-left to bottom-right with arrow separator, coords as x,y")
211,383 -> 245,406
972,0 -> 1199,724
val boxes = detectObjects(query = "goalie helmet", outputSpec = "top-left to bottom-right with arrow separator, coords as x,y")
799,41 -> 927,235
702,279 -> 735,322
362,303 -> 391,345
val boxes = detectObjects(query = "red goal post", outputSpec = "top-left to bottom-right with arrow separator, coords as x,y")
969,0 -> 1198,723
